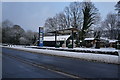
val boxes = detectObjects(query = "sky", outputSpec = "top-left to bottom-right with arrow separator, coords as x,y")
2,2 -> 117,32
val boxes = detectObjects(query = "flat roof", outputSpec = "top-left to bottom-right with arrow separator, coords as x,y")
109,40 -> 118,43
84,38 -> 95,40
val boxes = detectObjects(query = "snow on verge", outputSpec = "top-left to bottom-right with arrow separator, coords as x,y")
74,48 -> 118,53
2,46 -> 119,64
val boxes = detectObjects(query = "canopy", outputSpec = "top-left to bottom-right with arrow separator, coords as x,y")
48,28 -> 79,34
47,28 -> 79,48
44,35 -> 70,41
84,38 -> 95,41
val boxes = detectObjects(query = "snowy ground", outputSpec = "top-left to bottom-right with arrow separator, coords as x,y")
1,45 -> 120,64
74,47 -> 118,53
27,46 -> 119,56
27,46 -> 118,52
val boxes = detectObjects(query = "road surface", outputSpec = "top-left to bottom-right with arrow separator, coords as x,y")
2,53 -> 71,78
2,47 -> 120,78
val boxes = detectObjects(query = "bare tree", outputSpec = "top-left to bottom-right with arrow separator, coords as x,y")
44,1 -> 100,40
2,20 -> 39,45
23,30 -> 38,45
2,24 -> 25,44
44,17 -> 58,33
69,2 -> 82,29
2,20 -> 13,43
19,37 -> 28,45
56,12 -> 67,30
64,7 -> 71,28
2,20 -> 13,28
10,25 -> 25,44
115,1 -> 120,40
102,13 -> 118,39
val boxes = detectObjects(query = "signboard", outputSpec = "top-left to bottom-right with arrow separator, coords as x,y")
39,27 -> 44,47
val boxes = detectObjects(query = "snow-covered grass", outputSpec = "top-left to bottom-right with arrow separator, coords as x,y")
1,45 -> 120,64
74,47 -> 118,52
29,46 -> 118,52
26,46 -> 119,56
27,46 -> 118,52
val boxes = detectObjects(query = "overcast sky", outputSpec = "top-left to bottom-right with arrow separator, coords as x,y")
2,2 -> 117,32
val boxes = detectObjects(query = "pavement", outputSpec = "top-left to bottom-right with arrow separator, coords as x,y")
2,47 -> 120,78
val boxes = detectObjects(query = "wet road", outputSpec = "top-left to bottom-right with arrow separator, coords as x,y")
2,53 -> 70,78
2,48 -> 120,78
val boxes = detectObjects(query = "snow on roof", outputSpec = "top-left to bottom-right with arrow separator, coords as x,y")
100,37 -> 109,40
84,38 -> 95,40
44,35 -> 70,41
109,40 -> 118,43
85,37 -> 109,41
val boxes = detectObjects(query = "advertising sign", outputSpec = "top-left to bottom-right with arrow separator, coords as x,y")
39,27 -> 44,47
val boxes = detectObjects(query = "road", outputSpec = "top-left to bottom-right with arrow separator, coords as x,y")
2,52 -> 70,78
2,47 -> 120,78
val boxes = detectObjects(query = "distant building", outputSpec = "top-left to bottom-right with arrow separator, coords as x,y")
108,40 -> 118,48
84,37 -> 119,48
84,37 -> 109,48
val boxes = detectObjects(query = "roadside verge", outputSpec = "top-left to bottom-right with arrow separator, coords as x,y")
2,46 -> 120,64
